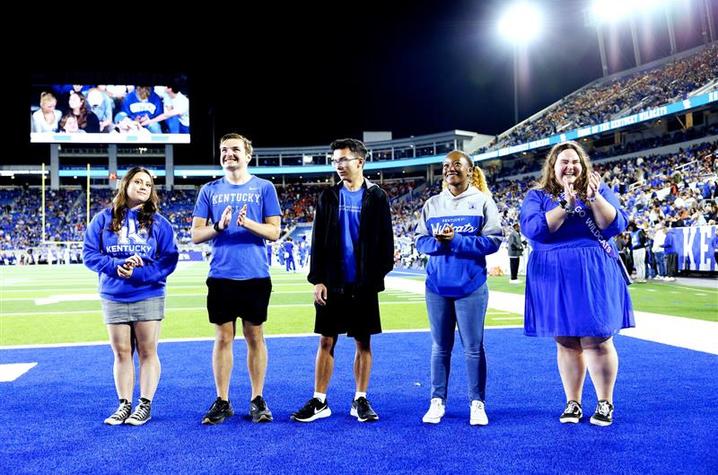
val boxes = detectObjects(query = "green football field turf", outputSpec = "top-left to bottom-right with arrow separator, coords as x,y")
1,263 -> 715,346
398,272 -> 717,321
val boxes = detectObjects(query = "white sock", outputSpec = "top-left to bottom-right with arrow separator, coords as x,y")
313,392 -> 326,403
354,391 -> 367,401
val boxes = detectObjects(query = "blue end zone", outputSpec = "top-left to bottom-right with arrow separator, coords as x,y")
1,329 -> 716,473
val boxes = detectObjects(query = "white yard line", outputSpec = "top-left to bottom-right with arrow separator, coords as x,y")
0,363 -> 37,381
2,277 -> 714,354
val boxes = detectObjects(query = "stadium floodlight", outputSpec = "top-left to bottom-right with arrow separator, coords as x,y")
497,2 -> 543,45
497,2 -> 543,125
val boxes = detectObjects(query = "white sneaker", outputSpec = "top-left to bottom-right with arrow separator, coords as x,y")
470,400 -> 488,426
422,398 -> 445,424
509,279 -> 520,284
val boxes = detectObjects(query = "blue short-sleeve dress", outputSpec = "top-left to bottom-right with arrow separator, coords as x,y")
519,183 -> 635,337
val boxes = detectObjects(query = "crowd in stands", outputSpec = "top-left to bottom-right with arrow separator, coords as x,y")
483,44 -> 718,150
2,138 -> 716,271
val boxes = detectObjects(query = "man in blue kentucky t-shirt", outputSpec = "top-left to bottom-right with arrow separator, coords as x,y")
192,133 -> 281,425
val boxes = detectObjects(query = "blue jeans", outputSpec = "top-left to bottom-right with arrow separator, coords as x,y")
425,283 -> 489,402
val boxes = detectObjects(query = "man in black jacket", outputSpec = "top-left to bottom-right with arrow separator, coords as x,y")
291,138 -> 394,423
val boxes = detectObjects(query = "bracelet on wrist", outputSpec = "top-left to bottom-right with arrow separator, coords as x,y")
559,199 -> 574,215
587,195 -> 597,203
213,221 -> 223,233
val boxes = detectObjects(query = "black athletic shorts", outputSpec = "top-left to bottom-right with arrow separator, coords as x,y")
206,277 -> 272,326
314,286 -> 382,338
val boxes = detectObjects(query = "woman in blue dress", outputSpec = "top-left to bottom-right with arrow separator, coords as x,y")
520,141 -> 634,427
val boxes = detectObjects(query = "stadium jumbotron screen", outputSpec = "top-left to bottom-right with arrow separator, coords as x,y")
30,84 -> 190,144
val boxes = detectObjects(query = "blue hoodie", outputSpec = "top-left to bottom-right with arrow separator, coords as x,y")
415,186 -> 503,297
83,208 -> 179,303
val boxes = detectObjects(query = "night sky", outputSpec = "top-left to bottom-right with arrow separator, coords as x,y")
16,0 -> 715,165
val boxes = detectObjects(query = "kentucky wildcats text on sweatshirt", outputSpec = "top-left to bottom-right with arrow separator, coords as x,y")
415,186 -> 502,298
83,208 -> 179,303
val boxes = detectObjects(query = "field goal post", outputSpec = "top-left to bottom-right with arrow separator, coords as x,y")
40,162 -> 91,248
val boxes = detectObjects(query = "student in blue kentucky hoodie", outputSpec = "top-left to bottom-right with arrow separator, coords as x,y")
415,150 -> 502,426
83,167 -> 178,426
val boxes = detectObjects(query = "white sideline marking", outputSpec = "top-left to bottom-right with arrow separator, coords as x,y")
0,363 -> 37,382
3,276 -> 715,354
34,294 -> 99,305
0,278 -> 32,286
384,276 -> 718,355
621,312 -> 718,355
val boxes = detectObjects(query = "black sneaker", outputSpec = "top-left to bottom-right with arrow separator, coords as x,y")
202,397 -> 234,425
291,397 -> 332,422
559,400 -> 583,424
590,400 -> 614,426
126,399 -> 152,426
104,400 -> 132,426
249,395 -> 273,423
350,397 -> 379,422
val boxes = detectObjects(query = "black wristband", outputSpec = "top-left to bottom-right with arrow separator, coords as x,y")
559,199 -> 574,214
213,221 -> 223,233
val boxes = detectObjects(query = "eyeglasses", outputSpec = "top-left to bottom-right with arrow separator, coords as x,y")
330,157 -> 359,167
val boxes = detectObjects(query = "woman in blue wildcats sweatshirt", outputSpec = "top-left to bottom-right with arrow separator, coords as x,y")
83,167 -> 178,427
415,150 -> 502,426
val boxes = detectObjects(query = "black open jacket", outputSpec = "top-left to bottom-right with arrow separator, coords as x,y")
308,179 -> 394,293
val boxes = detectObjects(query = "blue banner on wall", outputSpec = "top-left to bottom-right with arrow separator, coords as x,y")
670,225 -> 718,272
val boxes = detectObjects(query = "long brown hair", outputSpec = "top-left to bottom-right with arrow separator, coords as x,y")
68,91 -> 90,129
442,150 -> 491,195
110,167 -> 159,233
534,141 -> 592,200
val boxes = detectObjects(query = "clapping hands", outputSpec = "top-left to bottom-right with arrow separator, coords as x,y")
236,204 -> 248,227
561,176 -> 577,208
586,171 -> 601,201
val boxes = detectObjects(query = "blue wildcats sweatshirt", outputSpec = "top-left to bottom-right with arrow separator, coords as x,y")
83,208 -> 179,303
415,186 -> 503,297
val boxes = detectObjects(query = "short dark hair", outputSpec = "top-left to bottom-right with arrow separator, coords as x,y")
330,138 -> 368,159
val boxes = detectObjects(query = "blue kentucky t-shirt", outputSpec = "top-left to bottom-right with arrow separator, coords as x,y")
193,176 -> 281,280
339,186 -> 364,284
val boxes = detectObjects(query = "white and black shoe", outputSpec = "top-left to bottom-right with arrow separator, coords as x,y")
104,400 -> 132,426
470,400 -> 488,426
559,400 -> 583,424
249,395 -> 273,423
590,400 -> 614,426
291,397 -> 331,422
202,397 -> 234,425
350,397 -> 379,422
126,398 -> 152,426
422,398 -> 445,424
